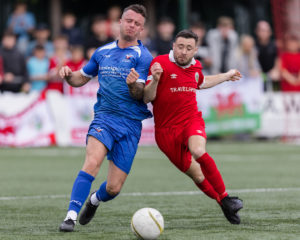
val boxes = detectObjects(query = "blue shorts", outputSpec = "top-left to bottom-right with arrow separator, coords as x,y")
87,112 -> 142,174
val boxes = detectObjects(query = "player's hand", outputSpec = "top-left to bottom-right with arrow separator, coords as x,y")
59,66 -> 73,80
151,62 -> 163,82
226,69 -> 242,81
126,68 -> 140,85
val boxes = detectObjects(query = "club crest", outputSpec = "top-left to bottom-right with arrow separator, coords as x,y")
195,72 -> 199,83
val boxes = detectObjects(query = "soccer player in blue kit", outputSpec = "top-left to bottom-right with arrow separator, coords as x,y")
58,4 -> 152,232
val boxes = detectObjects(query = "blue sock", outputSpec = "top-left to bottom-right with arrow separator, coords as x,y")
68,170 -> 95,213
96,181 -> 118,202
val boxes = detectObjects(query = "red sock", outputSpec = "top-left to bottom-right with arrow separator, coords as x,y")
196,153 -> 228,201
195,178 -> 220,202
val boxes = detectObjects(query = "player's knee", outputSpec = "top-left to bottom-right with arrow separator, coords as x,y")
190,147 -> 206,159
106,183 -> 121,196
193,174 -> 205,184
85,156 -> 101,171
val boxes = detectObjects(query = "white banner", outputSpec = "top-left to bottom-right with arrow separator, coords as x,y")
0,92 -> 56,147
1,82 -> 299,147
197,77 -> 263,135
257,93 -> 300,137
63,79 -> 99,146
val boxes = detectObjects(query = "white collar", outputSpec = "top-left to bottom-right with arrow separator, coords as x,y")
168,50 -> 196,69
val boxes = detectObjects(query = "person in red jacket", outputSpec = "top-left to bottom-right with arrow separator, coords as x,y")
144,30 -> 243,224
64,45 -> 86,95
279,35 -> 300,92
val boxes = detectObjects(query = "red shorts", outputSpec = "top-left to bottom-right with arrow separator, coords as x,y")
155,115 -> 206,173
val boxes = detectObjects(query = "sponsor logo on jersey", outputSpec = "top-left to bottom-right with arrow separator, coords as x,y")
170,73 -> 177,79
104,55 -> 111,58
122,54 -> 134,63
196,130 -> 202,134
170,87 -> 196,93
195,72 -> 199,83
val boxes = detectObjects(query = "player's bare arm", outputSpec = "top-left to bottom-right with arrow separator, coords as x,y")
201,69 -> 242,89
143,62 -> 163,103
126,68 -> 144,100
59,66 -> 90,87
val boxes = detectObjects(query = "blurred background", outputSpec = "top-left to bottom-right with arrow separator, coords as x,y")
1,0 -> 300,147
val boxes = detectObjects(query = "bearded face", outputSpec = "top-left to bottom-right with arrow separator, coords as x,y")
173,37 -> 197,66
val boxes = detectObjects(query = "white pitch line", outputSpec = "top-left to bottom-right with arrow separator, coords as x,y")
1,187 -> 300,201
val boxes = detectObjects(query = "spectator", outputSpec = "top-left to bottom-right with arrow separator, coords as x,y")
106,5 -> 122,38
85,15 -> 114,50
64,45 -> 87,95
66,46 -> 86,72
27,23 -> 54,58
207,16 -> 238,74
61,13 -> 84,46
0,32 -> 29,93
139,24 -> 153,50
6,2 -> 36,54
27,45 -> 49,92
86,47 -> 96,60
48,35 -> 70,93
235,35 -> 261,78
150,17 -> 175,56
0,56 -> 3,84
110,21 -> 120,40
279,35 -> 300,92
190,22 -> 211,74
255,20 -> 278,90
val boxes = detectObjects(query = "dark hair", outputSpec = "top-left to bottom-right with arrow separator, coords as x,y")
123,4 -> 147,20
2,30 -> 16,39
175,29 -> 198,44
34,44 -> 45,51
92,14 -> 107,24
190,21 -> 206,30
158,17 -> 174,25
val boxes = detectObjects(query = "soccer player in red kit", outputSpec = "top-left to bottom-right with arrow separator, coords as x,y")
144,30 -> 243,224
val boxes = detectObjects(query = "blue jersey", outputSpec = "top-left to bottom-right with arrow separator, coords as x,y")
81,40 -> 153,121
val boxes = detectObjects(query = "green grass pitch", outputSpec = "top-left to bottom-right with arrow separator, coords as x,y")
0,141 -> 300,240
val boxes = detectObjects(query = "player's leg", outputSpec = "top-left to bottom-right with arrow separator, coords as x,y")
79,123 -> 140,225
188,135 -> 227,199
156,127 -> 219,201
59,136 -> 107,232
79,160 -> 128,225
185,158 -> 219,201
188,135 -> 243,224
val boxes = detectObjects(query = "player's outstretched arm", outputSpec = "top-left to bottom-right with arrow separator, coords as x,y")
143,62 -> 163,103
59,66 -> 91,87
126,68 -> 145,100
201,69 -> 242,89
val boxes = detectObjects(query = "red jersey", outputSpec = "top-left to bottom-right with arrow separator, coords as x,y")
48,56 -> 68,93
280,52 -> 300,92
147,51 -> 204,128
64,59 -> 87,95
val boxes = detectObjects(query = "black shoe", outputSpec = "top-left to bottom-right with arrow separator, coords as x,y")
79,191 -> 99,225
221,196 -> 243,224
59,218 -> 75,232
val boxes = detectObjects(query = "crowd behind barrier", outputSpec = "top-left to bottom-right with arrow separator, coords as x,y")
1,3 -> 300,146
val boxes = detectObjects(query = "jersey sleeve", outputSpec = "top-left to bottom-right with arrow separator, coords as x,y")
135,51 -> 153,84
195,61 -> 205,89
196,70 -> 205,89
146,57 -> 160,85
80,51 -> 98,78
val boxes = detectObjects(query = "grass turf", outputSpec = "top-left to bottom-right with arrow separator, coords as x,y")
0,141 -> 300,240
